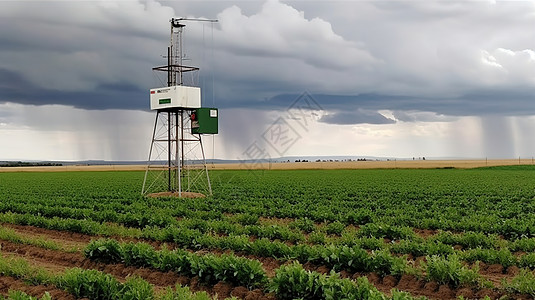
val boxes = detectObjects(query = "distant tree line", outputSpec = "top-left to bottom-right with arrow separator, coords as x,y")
290,158 -> 372,163
0,161 -> 63,167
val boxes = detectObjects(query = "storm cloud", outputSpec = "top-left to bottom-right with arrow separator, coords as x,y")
1,0 -> 534,118
1,0 -> 535,160
320,110 -> 395,125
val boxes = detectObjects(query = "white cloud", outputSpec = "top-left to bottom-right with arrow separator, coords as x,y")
477,48 -> 535,87
215,0 -> 377,70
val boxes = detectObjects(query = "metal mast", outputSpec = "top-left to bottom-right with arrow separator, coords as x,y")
142,18 -> 216,197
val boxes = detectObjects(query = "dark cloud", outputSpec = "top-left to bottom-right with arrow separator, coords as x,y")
319,110 -> 395,125
3,62 -> 534,121
0,68 -> 147,111
392,110 -> 455,123
260,91 -> 535,119
264,93 -> 412,111
0,0 -> 535,121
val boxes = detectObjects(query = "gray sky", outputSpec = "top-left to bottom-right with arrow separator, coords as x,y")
1,0 -> 535,161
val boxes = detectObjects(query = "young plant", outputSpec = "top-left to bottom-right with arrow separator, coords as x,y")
5,291 -> 51,300
503,268 -> 535,296
120,276 -> 155,300
424,254 -> 479,287
57,268 -> 121,300
159,285 -> 213,300
269,262 -> 324,299
84,239 -> 123,264
290,218 -> 316,233
326,221 -> 345,236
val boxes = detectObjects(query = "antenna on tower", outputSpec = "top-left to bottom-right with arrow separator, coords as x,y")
142,17 -> 219,198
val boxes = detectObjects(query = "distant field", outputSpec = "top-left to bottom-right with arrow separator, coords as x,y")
0,158 -> 533,172
209,158 -> 535,170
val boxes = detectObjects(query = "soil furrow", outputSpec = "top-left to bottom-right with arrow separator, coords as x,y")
300,261 -> 521,300
1,223 -> 284,276
0,275 -> 75,300
2,224 -> 530,300
0,239 -> 274,299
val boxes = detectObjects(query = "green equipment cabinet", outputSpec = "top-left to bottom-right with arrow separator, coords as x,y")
191,108 -> 218,134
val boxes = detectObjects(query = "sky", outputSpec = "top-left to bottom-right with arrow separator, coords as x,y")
1,0 -> 535,161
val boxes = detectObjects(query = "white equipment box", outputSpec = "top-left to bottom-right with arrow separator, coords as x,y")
150,86 -> 201,110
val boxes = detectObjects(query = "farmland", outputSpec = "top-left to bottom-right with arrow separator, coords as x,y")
1,167 -> 535,299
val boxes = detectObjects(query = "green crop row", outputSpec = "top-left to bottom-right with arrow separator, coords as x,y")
0,291 -> 51,300
5,201 -> 535,254
0,212 -> 143,237
85,239 -> 268,289
4,208 -> 535,278
5,169 -> 535,245
0,226 -> 60,251
4,169 -> 535,239
0,253 -> 233,300
4,223 -> 535,299
141,227 -> 409,276
58,268 -> 154,299
84,238 -> 410,285
141,225 -> 535,273
83,239 -> 429,299
6,208 -> 535,277
424,255 -> 481,287
271,262 -> 420,300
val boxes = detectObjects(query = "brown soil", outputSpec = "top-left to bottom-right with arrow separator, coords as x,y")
0,224 -> 531,299
303,260 -> 517,300
0,241 -> 85,270
2,223 -> 91,251
197,248 -> 283,278
2,223 -> 168,251
247,256 -> 282,278
507,266 -> 520,275
372,274 -> 506,300
413,228 -> 439,238
0,239 -> 274,299
258,216 -> 294,226
146,191 -> 206,198
0,276 -> 75,300
2,222 -> 283,280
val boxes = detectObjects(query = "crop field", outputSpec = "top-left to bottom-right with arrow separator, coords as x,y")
2,166 -> 535,299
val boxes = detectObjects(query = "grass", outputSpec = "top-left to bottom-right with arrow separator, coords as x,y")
0,226 -> 61,251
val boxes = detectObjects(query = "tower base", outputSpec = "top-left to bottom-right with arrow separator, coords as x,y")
142,109 -> 212,196
146,191 -> 206,198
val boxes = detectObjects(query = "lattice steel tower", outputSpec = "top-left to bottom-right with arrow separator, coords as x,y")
142,18 -> 218,197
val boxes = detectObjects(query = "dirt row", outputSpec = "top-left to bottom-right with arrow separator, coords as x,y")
366,273 -> 504,300
259,217 -> 467,239
0,239 -> 274,300
2,223 -> 284,277
0,276 -> 75,300
2,216 -> 511,252
303,259 -> 528,300
1,222 -> 432,249
0,238 -> 517,300
1,224 -> 532,299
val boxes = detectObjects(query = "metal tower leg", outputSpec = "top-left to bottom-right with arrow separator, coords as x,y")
199,136 -> 212,195
142,112 -> 160,195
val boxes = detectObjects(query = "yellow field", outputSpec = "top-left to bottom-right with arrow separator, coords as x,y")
0,159 -> 533,172
207,159 -> 535,170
